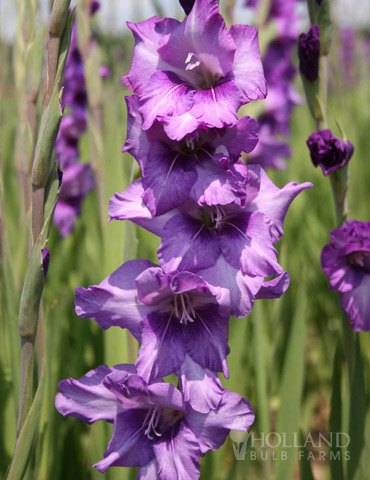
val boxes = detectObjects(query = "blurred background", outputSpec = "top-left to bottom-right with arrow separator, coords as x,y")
1,0 -> 369,479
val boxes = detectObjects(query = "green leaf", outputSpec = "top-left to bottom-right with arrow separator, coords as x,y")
274,288 -> 307,480
299,432 -> 315,480
347,335 -> 367,480
329,341 -> 344,480
6,366 -> 46,480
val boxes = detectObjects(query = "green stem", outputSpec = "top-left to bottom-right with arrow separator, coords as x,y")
316,55 -> 328,130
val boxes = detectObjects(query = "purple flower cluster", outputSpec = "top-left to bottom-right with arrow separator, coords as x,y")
54,19 -> 95,237
56,1 -> 312,476
321,220 -> 370,331
246,0 -> 301,170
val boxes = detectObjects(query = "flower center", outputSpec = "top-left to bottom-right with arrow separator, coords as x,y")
347,251 -> 370,273
185,51 -> 218,89
201,205 -> 226,229
173,292 -> 197,325
142,406 -> 184,440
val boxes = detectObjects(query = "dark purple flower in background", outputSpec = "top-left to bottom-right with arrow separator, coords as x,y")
123,95 -> 259,215
124,0 -> 266,140
298,25 -> 320,83
54,163 -> 95,237
306,130 -> 354,176
321,220 -> 370,331
75,260 -> 230,381
179,0 -> 196,14
42,248 -> 50,280
55,364 -> 254,475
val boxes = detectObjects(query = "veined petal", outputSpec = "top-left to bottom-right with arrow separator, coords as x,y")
75,259 -> 157,340
247,165 -> 313,243
123,16 -> 180,94
229,24 -> 267,102
55,365 -> 135,424
94,409 -> 154,471
158,213 -> 220,273
158,0 -> 235,81
219,211 -> 282,277
186,390 -> 254,454
154,423 -> 201,480
136,312 -> 186,382
340,275 -> 370,332
256,271 -> 290,299
140,71 -> 194,132
178,355 -> 224,414
109,179 -> 177,236
198,255 -> 264,318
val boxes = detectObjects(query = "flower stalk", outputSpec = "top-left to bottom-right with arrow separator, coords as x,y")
17,1 -> 72,439
303,0 -> 354,381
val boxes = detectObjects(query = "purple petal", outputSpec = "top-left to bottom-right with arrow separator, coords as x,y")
189,80 -> 242,130
55,365 -> 135,424
209,115 -> 259,161
142,142 -> 197,215
154,423 -> 201,480
198,255 -> 264,318
229,24 -> 267,102
190,160 -> 247,207
94,409 -> 154,471
340,275 -> 370,332
247,165 -> 313,243
158,0 -> 235,82
139,71 -> 194,132
321,244 -> 362,292
158,214 -> 221,272
256,271 -> 290,299
178,355 -> 224,413
186,390 -> 254,454
108,179 -> 177,236
135,266 -> 173,306
137,460 -> 159,480
75,259 -> 157,340
219,210 -> 282,277
123,16 -> 180,94
122,95 -> 150,169
182,304 -> 230,377
135,312 -> 186,382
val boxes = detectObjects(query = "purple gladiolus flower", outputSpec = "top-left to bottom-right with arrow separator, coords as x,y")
55,364 -> 254,476
123,95 -> 259,215
75,260 -> 230,381
123,0 -> 266,140
306,130 -> 354,176
321,220 -> 370,331
54,163 -> 95,237
109,165 -> 311,317
298,25 -> 320,83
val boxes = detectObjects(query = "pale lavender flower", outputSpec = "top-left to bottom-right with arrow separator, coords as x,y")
55,364 -> 254,476
75,261 -> 230,381
124,0 -> 266,140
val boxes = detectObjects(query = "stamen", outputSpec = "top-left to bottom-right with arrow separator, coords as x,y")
143,406 -> 162,440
